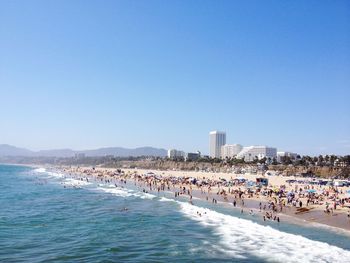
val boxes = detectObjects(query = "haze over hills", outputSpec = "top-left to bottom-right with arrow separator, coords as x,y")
0,144 -> 33,157
0,144 -> 167,157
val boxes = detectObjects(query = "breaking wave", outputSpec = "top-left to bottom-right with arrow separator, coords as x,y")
63,178 -> 91,187
178,202 -> 350,262
30,166 -> 350,262
97,186 -> 156,200
34,167 -> 46,173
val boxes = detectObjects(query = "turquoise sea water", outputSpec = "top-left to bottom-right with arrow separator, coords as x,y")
1,164 -> 350,263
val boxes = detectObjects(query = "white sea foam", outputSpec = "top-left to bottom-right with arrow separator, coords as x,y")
34,167 -> 46,173
97,186 -> 156,200
63,178 -> 91,186
28,168 -> 350,261
98,187 -> 133,198
139,192 -> 156,199
127,190 -> 156,200
34,167 -> 64,179
47,171 -> 64,178
159,197 -> 174,202
178,202 -> 350,262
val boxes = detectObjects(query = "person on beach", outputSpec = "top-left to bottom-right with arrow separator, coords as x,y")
60,166 -> 350,230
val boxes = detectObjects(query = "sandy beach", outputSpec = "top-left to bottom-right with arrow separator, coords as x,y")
53,165 -> 350,233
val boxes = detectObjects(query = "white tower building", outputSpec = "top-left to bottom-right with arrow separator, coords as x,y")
209,131 -> 226,158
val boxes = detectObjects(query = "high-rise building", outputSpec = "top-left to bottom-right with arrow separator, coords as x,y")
209,131 -> 226,158
221,144 -> 243,158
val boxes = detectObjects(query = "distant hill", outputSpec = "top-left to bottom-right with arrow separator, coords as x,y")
35,149 -> 76,157
0,144 -> 33,156
81,147 -> 167,157
0,144 -> 167,157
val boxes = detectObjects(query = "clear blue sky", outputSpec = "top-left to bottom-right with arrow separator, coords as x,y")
0,0 -> 349,156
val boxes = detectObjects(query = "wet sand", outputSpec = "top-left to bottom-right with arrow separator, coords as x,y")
56,166 -> 350,232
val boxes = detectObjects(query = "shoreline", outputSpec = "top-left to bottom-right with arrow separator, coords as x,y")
3,163 -> 350,263
49,165 -> 350,234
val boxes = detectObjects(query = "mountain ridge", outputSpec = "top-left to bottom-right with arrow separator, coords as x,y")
0,144 -> 167,157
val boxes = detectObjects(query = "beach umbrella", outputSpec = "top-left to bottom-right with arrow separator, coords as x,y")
246,181 -> 255,188
307,189 -> 317,193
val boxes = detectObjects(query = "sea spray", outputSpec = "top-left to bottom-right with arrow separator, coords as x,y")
29,165 -> 350,262
97,185 -> 157,200
178,201 -> 350,262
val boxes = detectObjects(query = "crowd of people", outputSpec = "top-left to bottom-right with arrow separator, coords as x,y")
60,166 -> 350,227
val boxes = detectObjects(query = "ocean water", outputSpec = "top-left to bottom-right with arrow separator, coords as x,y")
1,165 -> 350,263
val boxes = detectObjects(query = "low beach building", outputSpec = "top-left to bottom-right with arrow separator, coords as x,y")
221,144 -> 243,158
185,151 -> 201,161
277,151 -> 298,162
236,146 -> 277,162
167,149 -> 185,159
